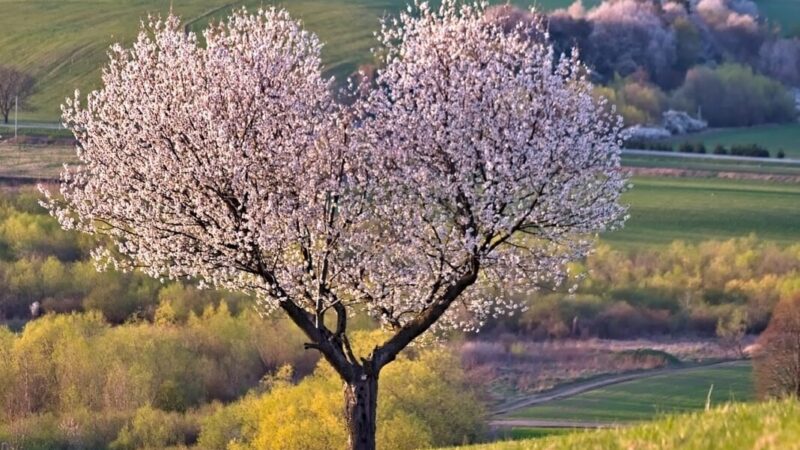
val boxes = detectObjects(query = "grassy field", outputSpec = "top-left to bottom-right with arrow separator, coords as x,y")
757,0 -> 800,35
507,361 -> 753,424
602,176 -> 800,249
665,124 -> 800,159
449,399 -> 800,450
1,0 -> 795,122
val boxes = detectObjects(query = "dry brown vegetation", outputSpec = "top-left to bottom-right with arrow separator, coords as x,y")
460,337 -> 737,400
754,294 -> 800,398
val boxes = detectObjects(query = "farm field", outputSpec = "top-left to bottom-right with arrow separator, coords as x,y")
0,144 -> 77,180
622,153 -> 800,176
448,399 -> 800,450
505,361 -> 753,424
0,0 -> 561,122
602,176 -> 800,248
665,124 -> 800,159
1,0 -> 796,122
756,0 -> 800,35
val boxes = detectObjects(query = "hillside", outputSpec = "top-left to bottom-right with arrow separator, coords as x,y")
1,0 -> 797,122
451,400 -> 800,450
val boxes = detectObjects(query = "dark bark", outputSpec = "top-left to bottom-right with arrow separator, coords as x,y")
343,370 -> 378,450
261,258 -> 480,450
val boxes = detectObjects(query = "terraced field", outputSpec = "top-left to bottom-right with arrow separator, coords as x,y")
2,144 -> 798,248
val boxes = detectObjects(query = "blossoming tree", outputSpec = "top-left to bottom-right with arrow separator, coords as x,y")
45,2 -> 626,448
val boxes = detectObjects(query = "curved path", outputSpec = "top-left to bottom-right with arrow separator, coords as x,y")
490,360 -> 743,428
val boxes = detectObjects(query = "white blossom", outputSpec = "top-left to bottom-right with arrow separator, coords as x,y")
43,2 -> 625,375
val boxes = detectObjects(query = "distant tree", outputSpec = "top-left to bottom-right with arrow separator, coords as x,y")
754,294 -> 800,399
0,66 -> 34,124
716,309 -> 747,358
777,149 -> 786,159
671,64 -> 796,127
759,38 -> 800,87
713,144 -> 728,155
45,4 -> 626,449
730,143 -> 770,158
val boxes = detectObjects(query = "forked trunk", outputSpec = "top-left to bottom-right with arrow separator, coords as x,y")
344,373 -> 378,450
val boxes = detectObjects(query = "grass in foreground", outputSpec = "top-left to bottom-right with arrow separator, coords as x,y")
451,399 -> 800,450
508,361 -> 753,424
665,124 -> 800,159
602,176 -> 800,249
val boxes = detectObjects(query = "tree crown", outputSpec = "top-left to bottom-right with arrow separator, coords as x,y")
45,1 -> 626,374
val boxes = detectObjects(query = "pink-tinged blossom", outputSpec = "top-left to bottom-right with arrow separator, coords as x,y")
43,3 -> 625,447
43,7 -> 625,445
44,1 -> 627,339
358,0 -> 627,330
45,2 -> 625,341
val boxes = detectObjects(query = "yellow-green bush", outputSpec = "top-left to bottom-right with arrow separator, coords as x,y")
110,406 -> 200,450
511,237 -> 800,339
197,337 -> 485,450
0,306 -> 316,422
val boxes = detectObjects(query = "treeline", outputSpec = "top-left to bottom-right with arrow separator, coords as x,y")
489,0 -> 799,127
4,188 -> 798,340
484,237 -> 800,340
0,319 -> 482,450
0,189 -> 251,323
626,139 -> 782,157
599,63 -> 796,127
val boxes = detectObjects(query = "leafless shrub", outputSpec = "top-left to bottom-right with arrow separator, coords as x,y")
0,66 -> 34,124
754,294 -> 800,399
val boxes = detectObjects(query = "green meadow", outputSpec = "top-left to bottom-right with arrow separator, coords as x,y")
0,0 -> 559,122
603,176 -> 800,249
507,362 -> 753,424
757,0 -> 800,35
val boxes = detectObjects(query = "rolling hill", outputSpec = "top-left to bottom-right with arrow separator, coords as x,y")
2,0 -> 796,122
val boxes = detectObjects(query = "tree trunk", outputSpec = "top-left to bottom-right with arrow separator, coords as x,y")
343,373 -> 378,450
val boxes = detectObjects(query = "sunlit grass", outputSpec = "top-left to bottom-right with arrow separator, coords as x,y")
448,399 -> 800,450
